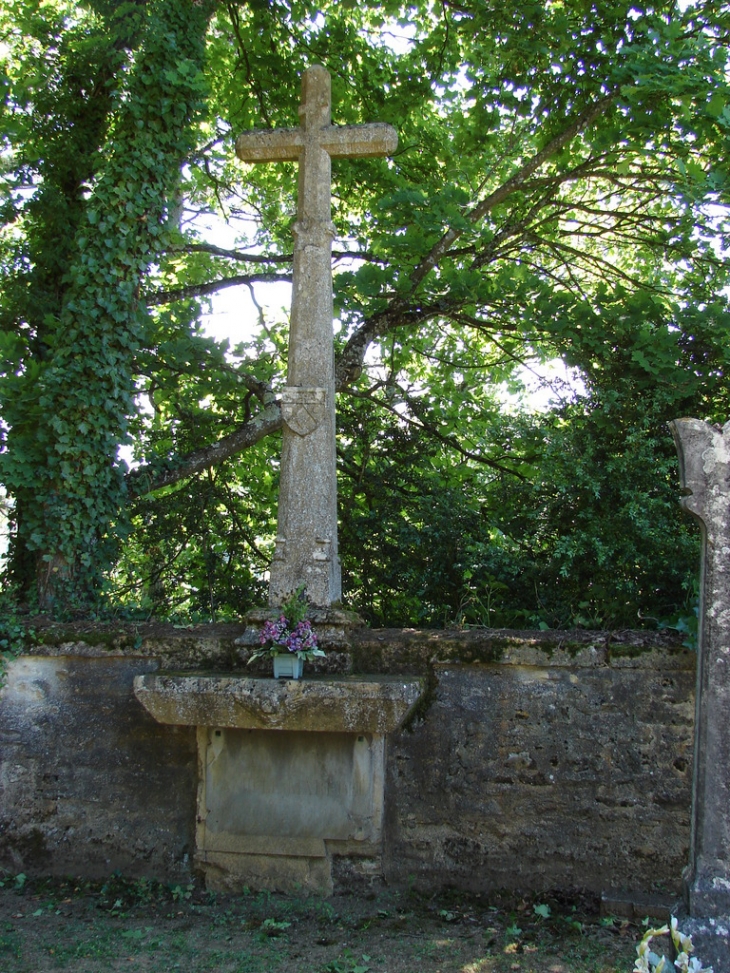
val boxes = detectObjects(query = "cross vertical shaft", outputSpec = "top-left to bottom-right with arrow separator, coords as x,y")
236,66 -> 397,607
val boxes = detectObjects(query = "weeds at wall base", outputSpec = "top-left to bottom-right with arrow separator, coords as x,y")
0,872 -> 645,973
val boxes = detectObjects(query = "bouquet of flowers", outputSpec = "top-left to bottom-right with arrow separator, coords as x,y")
634,917 -> 713,973
248,587 -> 326,664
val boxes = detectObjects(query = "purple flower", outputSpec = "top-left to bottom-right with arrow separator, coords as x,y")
289,620 -> 316,652
257,612 -> 319,659
253,614 -> 324,659
259,616 -> 288,646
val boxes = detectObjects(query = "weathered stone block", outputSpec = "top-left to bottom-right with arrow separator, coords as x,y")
383,659 -> 694,894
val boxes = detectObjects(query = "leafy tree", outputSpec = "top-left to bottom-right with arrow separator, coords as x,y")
0,0 -> 728,624
0,0 -> 214,607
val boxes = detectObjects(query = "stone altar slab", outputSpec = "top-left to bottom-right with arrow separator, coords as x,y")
134,673 -> 424,893
133,673 -> 423,733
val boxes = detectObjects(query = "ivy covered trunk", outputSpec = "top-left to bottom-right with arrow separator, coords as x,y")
1,0 -> 215,611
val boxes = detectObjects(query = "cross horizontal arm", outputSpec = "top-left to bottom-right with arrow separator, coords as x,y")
236,129 -> 303,163
236,123 -> 397,164
321,123 -> 398,159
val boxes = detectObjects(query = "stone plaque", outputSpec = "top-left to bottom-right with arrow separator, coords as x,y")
195,726 -> 385,893
280,387 -> 326,437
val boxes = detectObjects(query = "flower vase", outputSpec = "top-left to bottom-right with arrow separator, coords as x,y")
273,654 -> 304,679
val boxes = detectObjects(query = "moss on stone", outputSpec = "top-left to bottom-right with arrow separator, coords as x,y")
399,666 -> 439,731
607,641 -> 653,660
11,617 -> 686,674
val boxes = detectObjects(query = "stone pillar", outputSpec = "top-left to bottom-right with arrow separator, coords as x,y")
670,417 -> 730,969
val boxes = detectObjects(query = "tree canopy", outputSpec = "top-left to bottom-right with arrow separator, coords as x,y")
1,0 -> 728,627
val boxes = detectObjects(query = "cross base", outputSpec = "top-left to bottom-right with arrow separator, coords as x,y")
268,536 -> 341,610
236,606 -> 363,656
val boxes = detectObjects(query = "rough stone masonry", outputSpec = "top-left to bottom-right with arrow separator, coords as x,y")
0,625 -> 695,896
235,65 -> 397,608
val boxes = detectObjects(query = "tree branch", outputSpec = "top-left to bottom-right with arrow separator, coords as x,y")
335,300 -> 453,389
126,401 -> 283,494
146,273 -> 292,306
336,92 -> 617,387
408,93 -> 617,293
171,242 -> 294,264
169,241 -> 387,265
352,388 -> 528,480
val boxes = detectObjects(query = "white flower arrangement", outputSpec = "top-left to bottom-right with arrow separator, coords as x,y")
634,917 -> 713,973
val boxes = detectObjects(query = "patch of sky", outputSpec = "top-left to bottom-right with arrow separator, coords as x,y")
190,210 -> 285,346
367,19 -> 418,55
498,359 -> 587,414
302,11 -> 325,38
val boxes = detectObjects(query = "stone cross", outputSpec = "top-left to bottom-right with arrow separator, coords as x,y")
670,417 -> 730,967
236,65 -> 397,608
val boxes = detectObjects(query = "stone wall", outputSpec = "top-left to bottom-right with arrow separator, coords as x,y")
383,652 -> 693,894
0,622 -> 694,897
0,654 -> 197,880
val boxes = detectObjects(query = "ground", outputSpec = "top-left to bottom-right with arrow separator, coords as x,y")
0,874 -> 643,973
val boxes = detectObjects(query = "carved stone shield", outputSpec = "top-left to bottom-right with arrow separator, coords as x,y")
281,387 -> 327,437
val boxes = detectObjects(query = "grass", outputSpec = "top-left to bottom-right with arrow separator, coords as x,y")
0,873 -> 643,973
